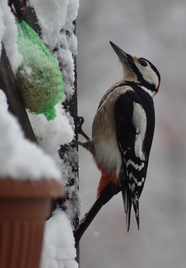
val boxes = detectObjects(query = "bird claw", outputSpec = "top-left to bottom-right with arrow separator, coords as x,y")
76,116 -> 90,141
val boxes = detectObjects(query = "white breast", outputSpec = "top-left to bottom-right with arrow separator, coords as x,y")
91,85 -> 129,175
93,133 -> 122,175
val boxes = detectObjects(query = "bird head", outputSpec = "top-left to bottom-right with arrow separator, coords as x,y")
110,41 -> 161,96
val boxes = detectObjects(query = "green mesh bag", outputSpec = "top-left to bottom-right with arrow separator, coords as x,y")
15,19 -> 64,120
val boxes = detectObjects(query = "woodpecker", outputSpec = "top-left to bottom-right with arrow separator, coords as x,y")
74,41 -> 160,246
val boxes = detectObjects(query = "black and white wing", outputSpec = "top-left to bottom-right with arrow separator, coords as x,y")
114,89 -> 155,230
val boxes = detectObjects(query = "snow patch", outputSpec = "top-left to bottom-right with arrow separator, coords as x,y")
40,209 -> 78,268
0,90 -> 61,181
0,0 -> 22,73
31,0 -> 79,99
27,103 -> 74,163
30,0 -> 69,50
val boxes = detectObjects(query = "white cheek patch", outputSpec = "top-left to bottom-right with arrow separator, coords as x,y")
132,103 -> 147,160
136,62 -> 159,94
141,67 -> 159,90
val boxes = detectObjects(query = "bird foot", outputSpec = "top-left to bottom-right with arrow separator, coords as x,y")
76,116 -> 90,141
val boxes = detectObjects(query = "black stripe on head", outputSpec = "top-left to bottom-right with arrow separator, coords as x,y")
128,59 -> 144,82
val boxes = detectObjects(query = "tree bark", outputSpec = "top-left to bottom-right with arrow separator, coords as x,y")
9,0 -> 79,229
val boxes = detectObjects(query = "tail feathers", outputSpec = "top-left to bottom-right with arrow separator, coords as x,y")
122,187 -> 140,231
74,182 -> 121,247
132,193 -> 140,230
74,198 -> 102,248
122,187 -> 132,231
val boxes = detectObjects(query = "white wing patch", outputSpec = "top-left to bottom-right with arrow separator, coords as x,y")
132,103 -> 147,160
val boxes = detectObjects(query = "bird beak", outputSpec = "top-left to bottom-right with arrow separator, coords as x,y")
109,41 -> 132,64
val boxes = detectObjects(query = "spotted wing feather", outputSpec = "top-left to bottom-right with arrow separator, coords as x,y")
114,90 -> 150,230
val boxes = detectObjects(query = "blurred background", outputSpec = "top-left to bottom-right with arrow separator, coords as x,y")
76,0 -> 186,267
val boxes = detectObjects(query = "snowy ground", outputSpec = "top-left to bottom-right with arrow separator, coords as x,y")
77,0 -> 186,267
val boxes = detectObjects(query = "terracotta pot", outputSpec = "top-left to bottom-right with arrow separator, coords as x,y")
0,179 -> 65,268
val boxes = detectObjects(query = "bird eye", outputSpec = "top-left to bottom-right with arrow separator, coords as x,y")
139,59 -> 148,67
